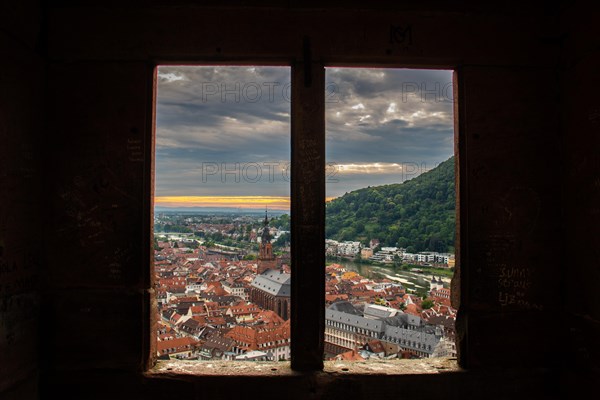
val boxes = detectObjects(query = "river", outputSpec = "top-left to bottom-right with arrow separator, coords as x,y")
328,259 -> 452,294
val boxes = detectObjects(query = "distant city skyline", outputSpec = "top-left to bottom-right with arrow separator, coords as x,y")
154,66 -> 454,210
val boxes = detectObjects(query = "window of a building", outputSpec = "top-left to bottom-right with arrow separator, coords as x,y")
153,65 -> 292,363
151,63 -> 458,372
324,67 -> 456,362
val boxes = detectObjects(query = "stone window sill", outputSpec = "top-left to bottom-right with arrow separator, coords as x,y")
148,357 -> 459,377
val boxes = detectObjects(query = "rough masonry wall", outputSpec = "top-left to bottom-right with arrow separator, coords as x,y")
562,0 -> 600,386
17,1 -> 596,399
43,61 -> 151,372
0,1 -> 44,399
458,64 -> 563,367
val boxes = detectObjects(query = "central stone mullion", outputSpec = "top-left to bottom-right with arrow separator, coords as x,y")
290,59 -> 326,371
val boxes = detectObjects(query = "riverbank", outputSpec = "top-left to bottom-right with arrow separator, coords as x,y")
326,257 -> 454,278
399,264 -> 455,278
326,259 -> 453,296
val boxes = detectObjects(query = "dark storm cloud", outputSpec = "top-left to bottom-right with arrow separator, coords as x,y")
154,66 -> 454,199
155,66 -> 292,197
324,67 -> 454,197
327,125 -> 454,164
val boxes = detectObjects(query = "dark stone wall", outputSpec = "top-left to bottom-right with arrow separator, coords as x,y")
0,1 -> 44,399
457,65 -> 563,367
0,1 -> 598,399
43,61 -> 151,372
561,0 -> 600,392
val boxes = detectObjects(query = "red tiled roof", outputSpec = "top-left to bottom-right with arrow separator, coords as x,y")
405,304 -> 420,316
254,310 -> 285,325
367,339 -> 385,354
326,294 -> 349,302
188,305 -> 205,315
225,320 -> 290,350
227,302 -> 260,316
330,349 -> 364,361
156,337 -> 199,354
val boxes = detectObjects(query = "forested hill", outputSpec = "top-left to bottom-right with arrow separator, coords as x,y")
326,156 -> 455,253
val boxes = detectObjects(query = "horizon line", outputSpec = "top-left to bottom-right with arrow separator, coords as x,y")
155,195 -> 337,210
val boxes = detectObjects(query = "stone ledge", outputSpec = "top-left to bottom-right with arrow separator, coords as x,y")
148,357 -> 460,377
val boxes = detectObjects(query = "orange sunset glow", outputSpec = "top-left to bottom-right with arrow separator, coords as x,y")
155,195 -> 338,209
154,196 -> 291,210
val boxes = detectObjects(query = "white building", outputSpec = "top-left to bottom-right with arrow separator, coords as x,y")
222,280 -> 248,301
185,282 -> 205,293
369,247 -> 402,263
337,241 -> 361,257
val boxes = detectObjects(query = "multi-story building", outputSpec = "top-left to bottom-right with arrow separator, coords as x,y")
429,276 -> 444,292
250,269 -> 291,320
325,301 -> 381,354
324,301 -> 443,359
369,247 -> 401,263
156,337 -> 199,360
225,319 -> 291,361
250,213 -> 291,320
430,287 -> 451,300
380,314 -> 443,358
402,251 -> 455,266
198,336 -> 236,360
360,247 -> 374,259
325,239 -> 339,257
225,301 -> 260,323
222,279 -> 248,301
337,241 -> 361,257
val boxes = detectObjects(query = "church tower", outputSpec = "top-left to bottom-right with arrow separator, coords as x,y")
257,210 -> 277,275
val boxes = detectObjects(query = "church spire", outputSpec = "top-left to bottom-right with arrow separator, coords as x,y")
257,207 -> 276,274
261,208 -> 271,243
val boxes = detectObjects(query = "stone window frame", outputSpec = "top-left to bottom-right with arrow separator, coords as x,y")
149,60 -> 461,374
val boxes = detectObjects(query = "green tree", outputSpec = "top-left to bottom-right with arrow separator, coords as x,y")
274,232 -> 290,247
421,299 -> 434,310
326,156 -> 455,253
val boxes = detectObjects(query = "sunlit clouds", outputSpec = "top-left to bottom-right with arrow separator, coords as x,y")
336,162 -> 404,174
154,66 -> 454,208
325,67 -> 454,197
155,66 -> 291,208
158,71 -> 187,83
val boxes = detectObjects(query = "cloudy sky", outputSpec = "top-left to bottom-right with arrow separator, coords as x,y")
155,66 -> 454,210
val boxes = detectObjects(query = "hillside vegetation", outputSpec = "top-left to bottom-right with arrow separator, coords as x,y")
326,156 -> 455,253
